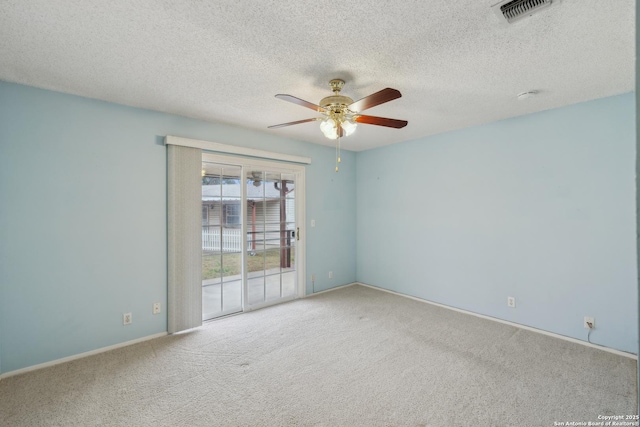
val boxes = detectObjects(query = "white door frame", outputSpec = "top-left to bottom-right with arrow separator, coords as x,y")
201,151 -> 306,311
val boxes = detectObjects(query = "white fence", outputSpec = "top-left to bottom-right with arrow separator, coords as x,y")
202,227 -> 243,252
203,227 -> 296,252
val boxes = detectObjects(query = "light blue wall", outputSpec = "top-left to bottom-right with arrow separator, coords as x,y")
356,93 -> 637,353
1,81 -> 635,374
0,81 -> 357,374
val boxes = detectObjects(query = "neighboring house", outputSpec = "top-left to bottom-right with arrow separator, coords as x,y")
201,179 -> 295,255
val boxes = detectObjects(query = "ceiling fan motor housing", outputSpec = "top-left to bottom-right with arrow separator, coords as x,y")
320,79 -> 353,113
320,94 -> 353,110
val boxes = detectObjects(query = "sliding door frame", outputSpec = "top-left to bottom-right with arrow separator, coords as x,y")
201,151 -> 306,311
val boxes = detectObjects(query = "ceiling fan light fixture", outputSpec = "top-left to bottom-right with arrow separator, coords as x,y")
341,118 -> 357,136
320,117 -> 338,139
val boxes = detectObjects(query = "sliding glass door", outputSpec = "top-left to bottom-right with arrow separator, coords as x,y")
201,163 -> 244,320
246,171 -> 297,307
201,155 -> 304,321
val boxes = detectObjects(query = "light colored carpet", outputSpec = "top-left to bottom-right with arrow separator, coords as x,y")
0,285 -> 636,426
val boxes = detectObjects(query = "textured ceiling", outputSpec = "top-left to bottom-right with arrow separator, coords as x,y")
0,0 -> 634,151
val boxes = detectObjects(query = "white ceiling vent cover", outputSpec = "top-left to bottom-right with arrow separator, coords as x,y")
492,0 -> 561,24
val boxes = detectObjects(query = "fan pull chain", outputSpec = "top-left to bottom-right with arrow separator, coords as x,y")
335,135 -> 340,172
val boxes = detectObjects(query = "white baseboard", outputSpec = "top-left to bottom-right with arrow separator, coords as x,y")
355,282 -> 637,360
307,282 -> 358,297
3,282 -> 634,380
0,332 -> 168,380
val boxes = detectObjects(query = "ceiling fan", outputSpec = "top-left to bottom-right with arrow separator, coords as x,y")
269,79 -> 408,139
268,79 -> 407,171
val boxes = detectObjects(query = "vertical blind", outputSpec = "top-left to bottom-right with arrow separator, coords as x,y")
167,144 -> 203,333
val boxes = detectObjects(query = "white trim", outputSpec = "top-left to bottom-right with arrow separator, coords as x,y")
307,282 -> 358,297
349,283 -> 638,360
0,332 -> 168,380
166,135 -> 311,165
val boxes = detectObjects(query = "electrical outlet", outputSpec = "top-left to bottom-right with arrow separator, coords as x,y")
584,316 -> 595,329
123,312 -> 132,325
329,271 -> 333,279
311,219 -> 316,227
153,302 -> 161,315
311,274 -> 315,282
507,296 -> 516,308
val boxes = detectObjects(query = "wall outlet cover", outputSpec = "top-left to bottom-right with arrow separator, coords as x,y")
584,316 -> 595,329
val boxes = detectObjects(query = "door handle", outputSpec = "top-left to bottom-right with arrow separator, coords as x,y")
296,227 -> 300,241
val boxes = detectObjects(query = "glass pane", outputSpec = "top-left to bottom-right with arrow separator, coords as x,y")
221,251 -> 241,281
264,198 -> 282,224
281,246 -> 295,272
247,185 -> 264,201
264,173 -> 281,192
247,250 -> 265,278
285,197 -> 295,222
265,274 -> 281,301
248,277 -> 264,305
221,167 -> 241,197
247,231 -> 265,250
246,200 -> 260,226
264,237 -> 282,249
221,226 -> 243,252
202,204 -> 221,227
202,164 -> 222,210
284,228 -> 295,247
247,170 -> 265,181
202,228 -> 224,255
282,174 -> 295,196
220,200 -> 241,229
247,171 -> 265,200
264,248 -> 281,274
263,176 -> 282,200
202,282 -> 222,318
263,223 -> 279,234
202,254 -> 223,280
262,230 -> 295,248
202,163 -> 222,179
222,281 -> 242,312
287,223 -> 296,246
247,200 -> 265,231
281,272 -> 296,298
204,205 -> 222,227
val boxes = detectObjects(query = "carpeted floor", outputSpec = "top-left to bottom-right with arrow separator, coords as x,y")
0,285 -> 636,426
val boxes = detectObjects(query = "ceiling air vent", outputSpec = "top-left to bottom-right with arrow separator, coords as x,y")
492,0 -> 560,24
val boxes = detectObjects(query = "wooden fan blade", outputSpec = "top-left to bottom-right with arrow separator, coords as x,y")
348,88 -> 402,112
268,117 -> 320,129
275,94 -> 326,112
355,115 -> 408,129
